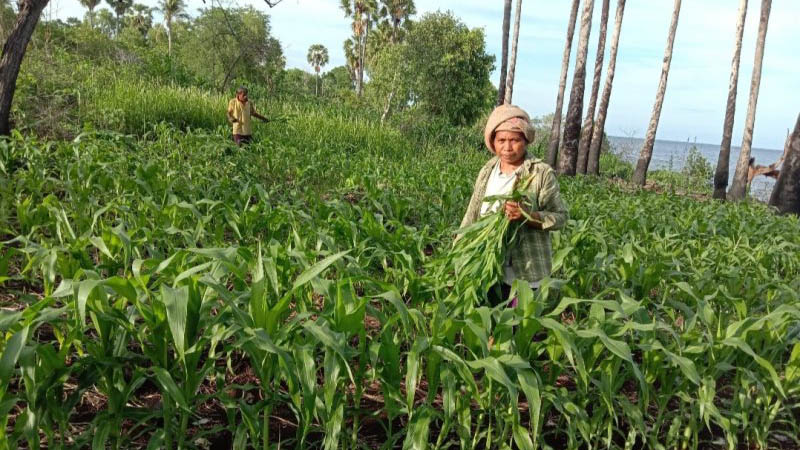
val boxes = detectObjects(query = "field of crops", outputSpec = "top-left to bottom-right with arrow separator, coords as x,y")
1,109 -> 799,449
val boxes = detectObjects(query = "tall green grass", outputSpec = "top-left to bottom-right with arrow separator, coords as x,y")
86,78 -> 229,134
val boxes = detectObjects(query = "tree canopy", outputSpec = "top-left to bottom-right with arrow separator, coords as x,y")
368,12 -> 495,126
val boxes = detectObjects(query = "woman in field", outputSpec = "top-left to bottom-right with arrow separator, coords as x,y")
460,104 -> 568,306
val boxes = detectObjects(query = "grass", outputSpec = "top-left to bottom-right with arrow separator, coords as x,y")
1,85 -> 799,449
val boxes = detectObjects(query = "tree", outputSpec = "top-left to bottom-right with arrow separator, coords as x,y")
340,0 -> 377,96
769,113 -> 800,214
546,0 -> 580,168
158,0 -> 186,57
179,7 -> 284,91
632,0 -> 681,186
95,8 -> 116,36
558,0 -> 594,176
322,66 -> 354,96
378,0 -> 414,44
587,0 -> 626,175
106,0 -> 132,33
307,44 -> 329,96
79,0 -> 101,28
0,0 -> 49,136
343,37 -> 360,89
496,0 -> 511,106
728,0 -> 772,200
368,12 -> 495,126
126,3 -> 153,37
503,0 -> 522,104
576,0 -> 609,174
712,0 -> 748,199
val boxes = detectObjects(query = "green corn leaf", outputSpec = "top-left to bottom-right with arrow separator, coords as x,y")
405,337 -> 429,412
402,406 -> 431,450
90,236 -> 114,260
466,356 -> 517,397
512,423 -> 535,450
77,279 -> 103,326
517,369 -> 542,447
293,250 -> 350,290
161,284 -> 189,362
92,421 -> 112,450
0,326 -> 29,395
787,343 -> 800,383
721,337 -> 786,398
152,367 -> 188,410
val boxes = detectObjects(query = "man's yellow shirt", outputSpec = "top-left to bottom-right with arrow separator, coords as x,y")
228,98 -> 258,136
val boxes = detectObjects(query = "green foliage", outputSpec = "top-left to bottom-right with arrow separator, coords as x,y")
322,65 -> 355,96
1,88 -> 799,447
176,6 -> 284,91
86,77 -> 228,133
368,11 -> 496,126
650,145 -> 714,194
682,144 -> 714,183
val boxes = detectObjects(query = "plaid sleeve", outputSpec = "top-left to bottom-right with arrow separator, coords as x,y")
536,169 -> 568,231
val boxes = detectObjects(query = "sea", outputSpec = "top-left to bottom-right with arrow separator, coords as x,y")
606,136 -> 784,201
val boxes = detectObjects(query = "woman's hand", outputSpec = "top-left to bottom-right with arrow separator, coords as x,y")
505,201 -> 543,227
504,201 -> 524,221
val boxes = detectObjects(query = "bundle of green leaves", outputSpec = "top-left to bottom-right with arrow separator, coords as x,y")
439,190 -> 541,311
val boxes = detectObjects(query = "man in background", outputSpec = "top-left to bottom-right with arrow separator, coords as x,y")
227,86 -> 268,145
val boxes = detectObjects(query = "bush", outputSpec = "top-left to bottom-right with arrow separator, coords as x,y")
682,145 -> 713,184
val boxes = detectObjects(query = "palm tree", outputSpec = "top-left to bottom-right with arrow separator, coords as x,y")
496,0 -> 512,106
503,0 -> 522,105
341,0 -> 378,97
127,3 -> 152,37
343,37 -> 360,90
558,0 -> 594,176
712,0 -> 748,199
728,0 -> 772,200
632,0 -> 682,186
576,0 -> 609,174
587,0 -> 626,175
307,44 -> 329,96
79,0 -> 101,28
769,113 -> 800,215
158,0 -> 186,57
378,0 -> 415,44
546,0 -> 579,168
106,0 -> 132,33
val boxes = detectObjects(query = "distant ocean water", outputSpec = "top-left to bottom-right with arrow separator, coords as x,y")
606,136 -> 783,201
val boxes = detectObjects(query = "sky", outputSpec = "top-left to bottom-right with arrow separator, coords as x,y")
45,0 -> 800,150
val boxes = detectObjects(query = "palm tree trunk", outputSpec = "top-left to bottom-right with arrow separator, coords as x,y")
632,0 -> 682,186
497,0 -> 512,106
728,0 -> 772,200
769,113 -> 800,215
357,23 -> 367,97
504,0 -> 523,105
546,0 -> 580,168
587,0 -> 626,175
577,0 -> 609,174
558,0 -> 594,176
712,0 -> 748,200
167,18 -> 173,57
0,0 -> 49,136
